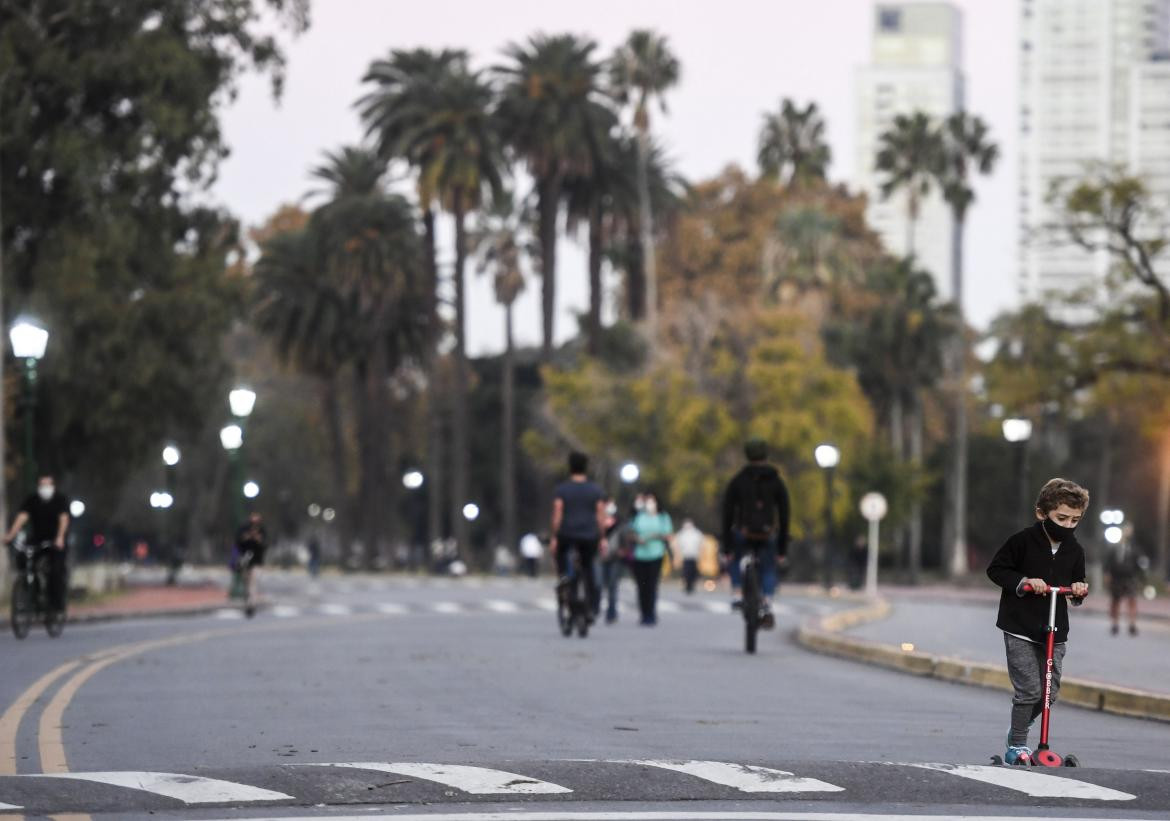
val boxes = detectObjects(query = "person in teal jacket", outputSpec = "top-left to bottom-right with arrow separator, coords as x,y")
629,491 -> 673,626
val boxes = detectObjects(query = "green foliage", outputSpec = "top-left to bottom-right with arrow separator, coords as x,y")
757,99 -> 832,187
528,309 -> 873,538
0,0 -> 306,507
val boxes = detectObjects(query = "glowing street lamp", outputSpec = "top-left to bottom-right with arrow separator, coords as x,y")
403,470 -> 424,490
162,445 -> 181,466
70,500 -> 86,518
242,481 -> 260,499
620,462 -> 641,484
228,387 -> 257,418
9,319 -> 49,490
462,503 -> 480,522
219,424 -> 243,451
815,443 -> 840,588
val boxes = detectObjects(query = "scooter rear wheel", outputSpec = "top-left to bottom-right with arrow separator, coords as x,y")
1063,754 -> 1079,767
989,755 -> 1004,766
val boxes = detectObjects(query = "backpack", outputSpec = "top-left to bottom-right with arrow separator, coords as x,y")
740,470 -> 777,540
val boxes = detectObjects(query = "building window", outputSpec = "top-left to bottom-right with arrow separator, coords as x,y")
879,8 -> 901,32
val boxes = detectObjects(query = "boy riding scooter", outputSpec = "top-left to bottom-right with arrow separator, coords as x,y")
986,478 -> 1090,766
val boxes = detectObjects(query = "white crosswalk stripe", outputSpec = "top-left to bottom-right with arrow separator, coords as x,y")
319,603 -> 353,616
906,763 -> 1136,801
314,762 -> 572,794
613,760 -> 843,793
432,601 -> 463,614
375,602 -> 408,615
213,608 -> 244,619
37,771 -> 292,804
656,601 -> 681,614
271,605 -> 301,618
534,597 -> 558,611
485,599 -> 520,613
0,800 -> 20,810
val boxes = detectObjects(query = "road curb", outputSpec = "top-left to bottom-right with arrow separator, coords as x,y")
795,598 -> 1170,723
0,601 -> 229,628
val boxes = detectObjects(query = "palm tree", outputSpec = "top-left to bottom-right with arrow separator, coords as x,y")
359,47 -> 467,553
474,201 -> 527,555
875,112 -> 942,258
257,146 -> 430,568
935,111 -> 999,577
496,34 -> 616,360
360,49 -> 504,559
757,99 -> 832,187
610,29 -> 680,345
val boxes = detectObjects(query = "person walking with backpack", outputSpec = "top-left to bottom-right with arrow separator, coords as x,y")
721,438 -> 790,627
630,491 -> 673,626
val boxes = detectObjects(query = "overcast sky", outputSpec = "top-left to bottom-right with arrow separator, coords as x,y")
213,0 -> 1018,356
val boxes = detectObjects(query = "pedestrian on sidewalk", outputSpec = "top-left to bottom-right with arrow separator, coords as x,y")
4,474 -> 72,617
630,491 -> 673,626
987,477 -> 1090,767
1106,522 -> 1147,637
674,518 -> 704,594
519,532 -> 543,578
234,512 -> 268,616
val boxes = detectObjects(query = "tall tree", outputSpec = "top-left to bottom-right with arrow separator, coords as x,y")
256,146 -> 430,567
363,56 -> 502,559
359,47 -> 469,550
474,202 -> 527,555
875,112 -> 942,258
936,111 -> 998,577
757,99 -> 832,187
496,34 -> 616,360
609,29 -> 680,346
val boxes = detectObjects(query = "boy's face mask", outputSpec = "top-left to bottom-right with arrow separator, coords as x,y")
1041,514 -> 1078,542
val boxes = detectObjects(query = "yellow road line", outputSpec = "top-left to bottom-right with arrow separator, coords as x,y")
0,661 -> 82,776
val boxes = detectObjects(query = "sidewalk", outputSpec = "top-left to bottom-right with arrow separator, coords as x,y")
66,583 -> 229,623
849,587 -> 1170,695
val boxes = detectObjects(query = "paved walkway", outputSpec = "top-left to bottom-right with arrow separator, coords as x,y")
69,583 -> 228,620
850,584 -> 1170,695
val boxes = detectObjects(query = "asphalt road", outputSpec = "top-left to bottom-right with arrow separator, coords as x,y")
2,571 -> 1169,820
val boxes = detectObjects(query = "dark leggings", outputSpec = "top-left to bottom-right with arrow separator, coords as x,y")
633,557 -> 663,623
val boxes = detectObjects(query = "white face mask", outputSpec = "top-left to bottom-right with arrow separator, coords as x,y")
38,485 -> 55,501
644,500 -> 658,515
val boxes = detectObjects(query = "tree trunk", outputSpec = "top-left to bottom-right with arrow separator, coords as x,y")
538,174 -> 560,361
906,194 -> 918,258
636,129 -> 658,345
1157,433 -> 1170,584
587,202 -> 603,355
319,373 -> 353,560
908,389 -> 924,584
422,207 -> 445,552
626,233 -> 646,321
501,303 -> 517,555
451,192 -> 472,562
947,215 -> 969,577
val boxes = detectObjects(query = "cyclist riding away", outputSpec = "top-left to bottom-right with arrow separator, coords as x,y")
4,474 -> 72,618
721,438 -> 791,628
550,451 -> 606,623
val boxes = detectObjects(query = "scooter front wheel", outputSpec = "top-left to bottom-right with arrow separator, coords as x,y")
989,755 -> 1003,766
1035,749 -> 1062,767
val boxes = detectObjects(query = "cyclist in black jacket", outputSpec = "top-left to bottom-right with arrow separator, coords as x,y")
721,438 -> 790,627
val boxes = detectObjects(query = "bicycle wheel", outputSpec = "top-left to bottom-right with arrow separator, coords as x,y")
556,578 -> 573,637
45,607 -> 66,638
742,560 -> 760,655
10,580 -> 33,640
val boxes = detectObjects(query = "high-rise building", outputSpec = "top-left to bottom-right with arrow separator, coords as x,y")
1019,0 -> 1170,304
856,2 -> 964,301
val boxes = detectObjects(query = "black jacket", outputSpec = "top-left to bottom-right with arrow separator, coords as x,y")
721,463 -> 790,552
986,521 -> 1086,643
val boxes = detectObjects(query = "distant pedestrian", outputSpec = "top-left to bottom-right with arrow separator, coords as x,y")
234,512 -> 268,616
1106,522 -> 1147,636
630,491 -> 673,626
307,535 -> 321,577
674,518 -> 704,594
600,499 -> 627,623
519,532 -> 543,577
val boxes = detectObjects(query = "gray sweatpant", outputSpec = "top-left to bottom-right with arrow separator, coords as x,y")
1004,632 -> 1066,747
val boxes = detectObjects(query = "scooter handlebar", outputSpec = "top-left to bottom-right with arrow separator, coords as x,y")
1020,583 -> 1076,595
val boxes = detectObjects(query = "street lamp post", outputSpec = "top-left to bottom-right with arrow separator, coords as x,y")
220,423 -> 244,527
1002,418 -> 1033,524
403,471 -> 425,569
162,444 -> 181,584
815,443 -> 840,590
9,320 -> 49,492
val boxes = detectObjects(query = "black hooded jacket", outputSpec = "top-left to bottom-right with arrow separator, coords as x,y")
987,521 -> 1086,643
721,463 -> 790,552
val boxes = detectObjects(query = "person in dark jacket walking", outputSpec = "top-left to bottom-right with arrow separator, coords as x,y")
986,477 -> 1090,766
721,438 -> 790,627
1106,522 -> 1147,636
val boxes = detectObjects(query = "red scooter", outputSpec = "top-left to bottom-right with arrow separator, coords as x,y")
991,584 -> 1081,768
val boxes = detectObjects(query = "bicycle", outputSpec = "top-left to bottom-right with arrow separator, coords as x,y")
555,547 -> 590,639
739,547 -> 763,654
9,540 -> 66,639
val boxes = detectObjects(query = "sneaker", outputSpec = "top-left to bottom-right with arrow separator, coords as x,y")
1129,624 -> 1138,636
1004,745 -> 1033,766
730,597 -> 743,612
1111,624 -> 1119,636
760,604 -> 775,630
